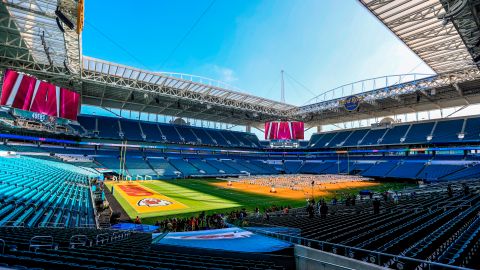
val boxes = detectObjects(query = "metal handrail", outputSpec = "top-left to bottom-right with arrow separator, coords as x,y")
38,222 -> 65,228
245,227 -> 473,270
29,235 -> 55,252
69,234 -> 88,248
95,233 -> 110,245
295,254 -> 366,270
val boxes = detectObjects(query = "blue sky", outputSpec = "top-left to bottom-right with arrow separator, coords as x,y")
83,0 -> 434,106
82,0 -> 438,138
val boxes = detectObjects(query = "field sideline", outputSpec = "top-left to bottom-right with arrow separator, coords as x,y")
105,178 -> 413,224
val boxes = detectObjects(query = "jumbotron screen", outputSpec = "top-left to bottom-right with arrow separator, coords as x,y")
1,69 -> 80,120
265,121 -> 304,140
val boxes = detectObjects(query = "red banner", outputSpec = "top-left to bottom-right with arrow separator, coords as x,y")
265,121 -> 304,140
1,69 -> 80,120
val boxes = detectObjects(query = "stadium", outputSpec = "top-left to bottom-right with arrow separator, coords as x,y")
0,0 -> 479,269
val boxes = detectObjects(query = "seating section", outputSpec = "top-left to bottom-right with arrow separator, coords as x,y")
97,117 -> 121,139
386,162 -> 425,179
169,159 -> 202,176
308,117 -> 480,148
404,122 -> 435,144
430,119 -> 463,143
417,164 -> 465,181
299,161 -> 335,174
206,159 -> 241,174
147,158 -> 179,178
125,157 -> 157,177
343,129 -> 369,146
120,119 -> 144,141
360,161 -> 399,178
76,115 -> 262,148
381,124 -> 410,145
0,227 -> 293,270
246,182 -> 480,269
361,128 -> 387,145
188,159 -> 220,175
462,117 -> 480,142
284,160 -> 303,173
140,122 -> 163,142
324,131 -> 351,147
77,116 -> 96,136
4,142 -> 480,182
95,157 -> 121,174
192,128 -> 215,145
0,156 -> 96,228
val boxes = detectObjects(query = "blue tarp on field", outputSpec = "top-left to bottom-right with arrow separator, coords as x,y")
152,227 -> 292,253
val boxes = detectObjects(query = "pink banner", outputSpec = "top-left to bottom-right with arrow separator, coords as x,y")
265,121 -> 304,140
1,69 -> 80,120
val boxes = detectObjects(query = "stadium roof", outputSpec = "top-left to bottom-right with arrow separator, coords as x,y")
81,57 -> 296,126
359,0 -> 477,73
2,0 -> 480,128
0,0 -> 81,76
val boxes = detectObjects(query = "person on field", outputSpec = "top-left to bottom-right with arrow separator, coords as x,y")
134,216 -> 141,224
320,203 -> 328,219
463,183 -> 470,196
447,184 -> 453,197
307,202 -> 314,218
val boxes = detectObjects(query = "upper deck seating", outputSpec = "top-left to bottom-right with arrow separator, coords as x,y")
120,119 -> 144,141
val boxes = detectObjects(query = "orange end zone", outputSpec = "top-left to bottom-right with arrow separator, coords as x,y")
211,180 -> 380,199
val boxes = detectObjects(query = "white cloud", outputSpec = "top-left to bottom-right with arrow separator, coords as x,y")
211,65 -> 238,84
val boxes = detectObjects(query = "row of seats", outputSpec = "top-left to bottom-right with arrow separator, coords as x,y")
0,156 -> 98,228
94,156 -> 279,178
0,227 -> 294,270
309,116 -> 480,148
77,115 -> 261,148
247,182 -> 480,269
277,155 -> 480,182
5,143 -> 480,182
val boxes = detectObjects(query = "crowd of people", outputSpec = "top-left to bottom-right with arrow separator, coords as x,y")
131,204 -> 296,232
233,174 -> 371,192
146,212 -> 227,233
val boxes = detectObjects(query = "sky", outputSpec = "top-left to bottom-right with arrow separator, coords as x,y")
81,0 -> 436,138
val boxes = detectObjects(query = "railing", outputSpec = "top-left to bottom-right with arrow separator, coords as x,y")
95,233 -> 110,245
303,73 -> 435,105
295,254 -> 364,270
29,236 -> 57,252
89,184 -> 100,229
2,221 -> 24,227
69,234 -> 88,248
245,227 -> 473,270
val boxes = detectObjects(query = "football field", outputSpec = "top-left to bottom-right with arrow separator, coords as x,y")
105,178 -> 412,224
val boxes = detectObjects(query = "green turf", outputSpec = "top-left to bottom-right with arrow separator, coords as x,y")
107,178 -> 415,224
